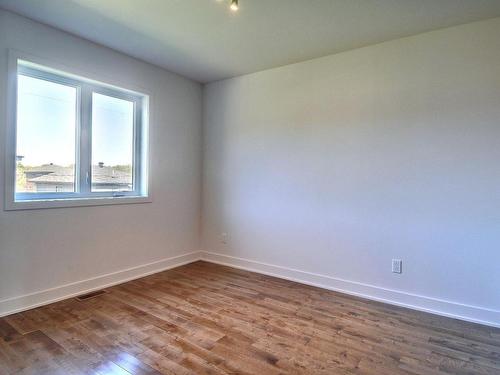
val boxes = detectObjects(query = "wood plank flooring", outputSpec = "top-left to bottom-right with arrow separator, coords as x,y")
0,261 -> 499,374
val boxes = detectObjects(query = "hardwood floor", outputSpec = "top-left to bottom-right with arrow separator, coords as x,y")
0,261 -> 499,374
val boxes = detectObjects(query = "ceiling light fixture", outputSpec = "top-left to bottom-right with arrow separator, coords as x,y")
230,0 -> 239,12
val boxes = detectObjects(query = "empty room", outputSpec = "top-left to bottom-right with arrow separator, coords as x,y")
0,0 -> 499,374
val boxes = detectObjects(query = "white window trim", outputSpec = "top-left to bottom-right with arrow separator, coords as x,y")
4,50 -> 152,210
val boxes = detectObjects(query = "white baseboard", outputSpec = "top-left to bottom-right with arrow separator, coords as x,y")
3,250 -> 498,329
200,251 -> 500,329
0,251 -> 202,318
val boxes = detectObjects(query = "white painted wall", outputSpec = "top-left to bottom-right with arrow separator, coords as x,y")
0,10 -> 202,314
202,18 -> 500,326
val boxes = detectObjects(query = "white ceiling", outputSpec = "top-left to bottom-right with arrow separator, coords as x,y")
1,0 -> 500,83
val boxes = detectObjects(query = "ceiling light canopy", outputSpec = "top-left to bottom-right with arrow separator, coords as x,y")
230,0 -> 239,12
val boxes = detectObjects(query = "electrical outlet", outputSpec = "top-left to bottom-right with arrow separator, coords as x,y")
220,232 -> 228,244
392,259 -> 402,274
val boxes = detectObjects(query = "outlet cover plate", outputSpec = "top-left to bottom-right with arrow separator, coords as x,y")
392,259 -> 402,274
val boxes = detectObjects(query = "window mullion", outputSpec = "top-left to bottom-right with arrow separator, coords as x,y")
79,84 -> 92,195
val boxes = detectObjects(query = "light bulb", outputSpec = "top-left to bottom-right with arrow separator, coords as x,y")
230,0 -> 238,11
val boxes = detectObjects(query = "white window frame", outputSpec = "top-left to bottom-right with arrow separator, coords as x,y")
5,51 -> 151,210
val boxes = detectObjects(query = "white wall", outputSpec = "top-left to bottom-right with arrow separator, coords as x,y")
0,10 -> 202,314
202,18 -> 500,326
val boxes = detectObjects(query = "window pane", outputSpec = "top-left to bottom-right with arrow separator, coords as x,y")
16,74 -> 77,193
91,93 -> 134,192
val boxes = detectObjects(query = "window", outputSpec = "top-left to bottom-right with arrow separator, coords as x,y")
6,58 -> 149,209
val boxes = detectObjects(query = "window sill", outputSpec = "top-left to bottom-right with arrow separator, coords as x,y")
4,195 -> 152,211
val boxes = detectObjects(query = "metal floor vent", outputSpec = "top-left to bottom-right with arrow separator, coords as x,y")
76,290 -> 107,301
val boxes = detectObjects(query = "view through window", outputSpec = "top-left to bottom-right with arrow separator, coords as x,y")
12,60 -> 147,206
91,92 -> 134,192
16,74 -> 77,193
